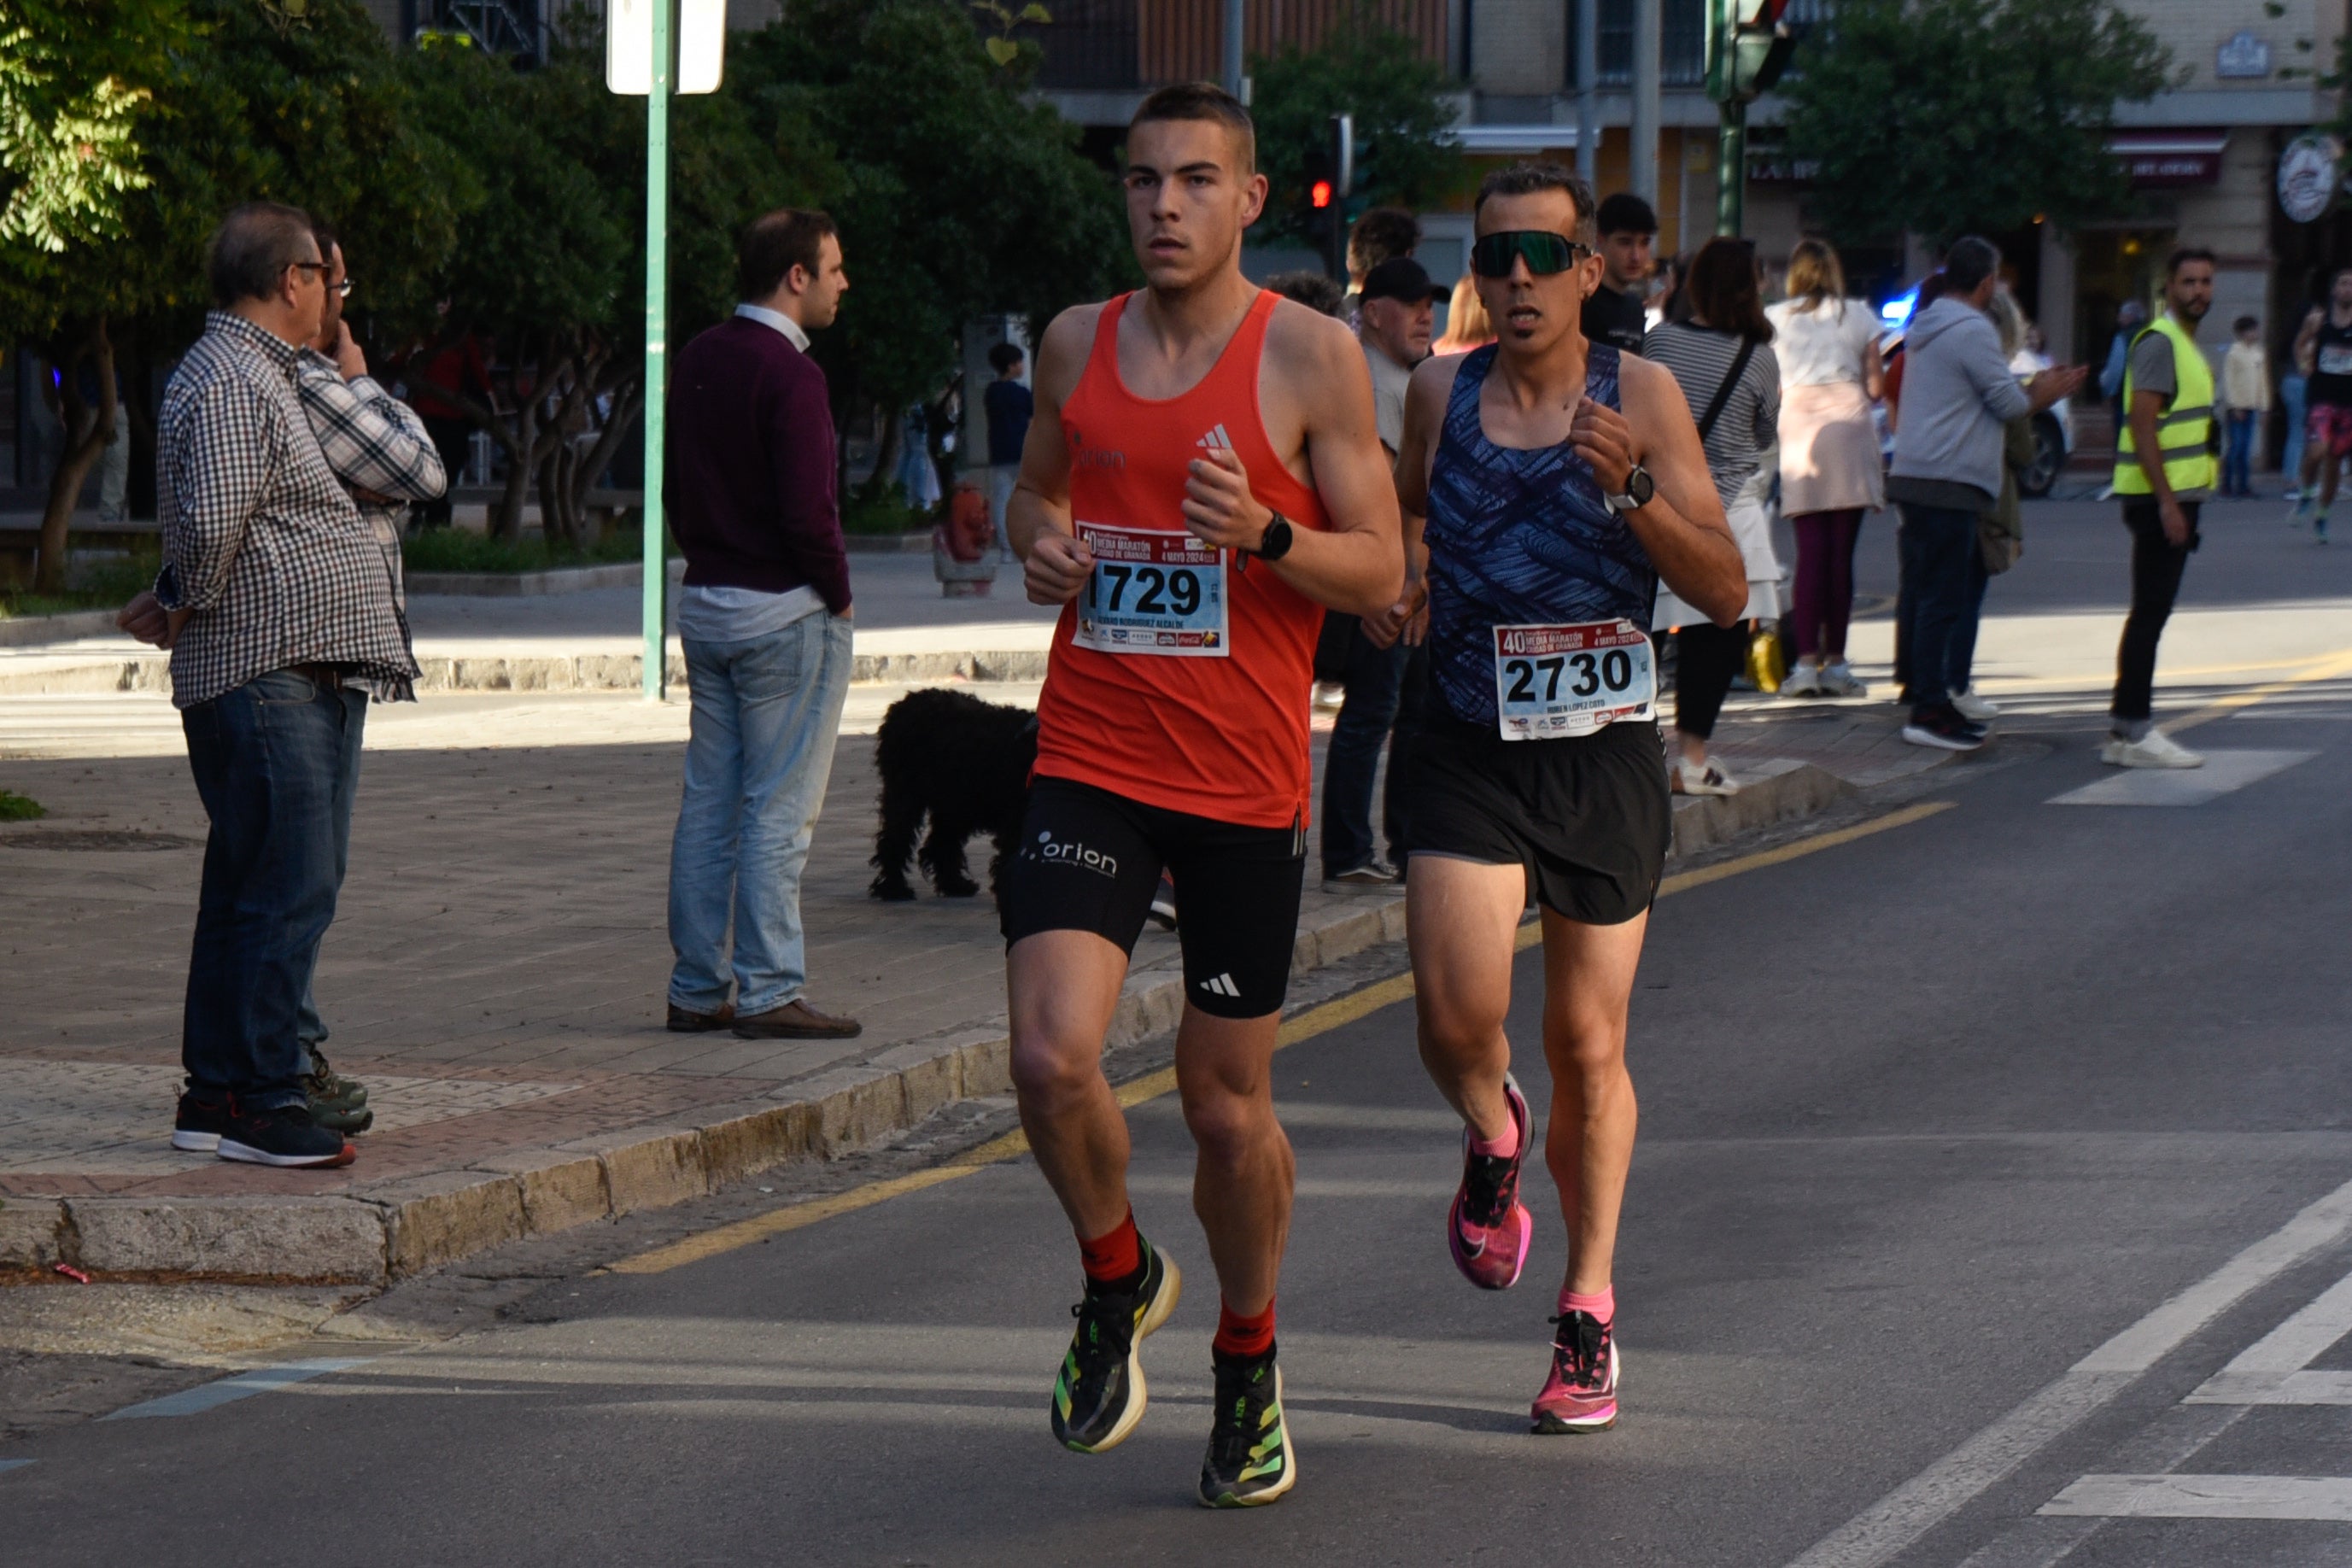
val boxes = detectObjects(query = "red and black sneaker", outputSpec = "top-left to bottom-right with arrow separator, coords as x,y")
1448,1074 -> 1534,1290
216,1098 -> 357,1168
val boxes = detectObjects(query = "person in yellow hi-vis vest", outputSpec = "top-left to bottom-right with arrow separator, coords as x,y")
2108,247 -> 2218,770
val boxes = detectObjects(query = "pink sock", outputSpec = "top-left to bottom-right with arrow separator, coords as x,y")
1470,1116 -> 1519,1159
1561,1284 -> 1615,1324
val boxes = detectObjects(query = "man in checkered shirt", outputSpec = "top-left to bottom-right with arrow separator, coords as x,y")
122,202 -> 429,1170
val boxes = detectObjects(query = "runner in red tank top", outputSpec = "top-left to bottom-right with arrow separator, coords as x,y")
998,84 -> 1401,1508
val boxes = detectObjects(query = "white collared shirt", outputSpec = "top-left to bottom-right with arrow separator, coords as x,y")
734,301 -> 810,352
675,301 -> 829,644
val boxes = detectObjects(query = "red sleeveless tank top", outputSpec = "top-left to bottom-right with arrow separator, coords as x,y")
1033,290 -> 1330,828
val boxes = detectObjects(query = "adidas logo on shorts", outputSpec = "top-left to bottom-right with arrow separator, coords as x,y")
1198,973 -> 1243,998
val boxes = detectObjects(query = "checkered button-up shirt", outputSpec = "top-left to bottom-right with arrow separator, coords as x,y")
294,347 -> 447,612
155,312 -> 419,708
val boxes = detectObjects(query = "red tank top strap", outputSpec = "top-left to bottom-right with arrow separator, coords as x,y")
1085,291 -> 1134,386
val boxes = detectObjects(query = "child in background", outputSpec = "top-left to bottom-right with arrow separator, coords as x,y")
2221,315 -> 2271,499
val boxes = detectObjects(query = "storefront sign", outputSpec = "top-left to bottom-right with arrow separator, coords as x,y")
2216,31 -> 2272,79
2279,132 -> 2342,224
2109,131 -> 2227,187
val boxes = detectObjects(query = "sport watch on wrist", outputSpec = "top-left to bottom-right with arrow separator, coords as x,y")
1254,512 -> 1295,561
1603,465 -> 1655,514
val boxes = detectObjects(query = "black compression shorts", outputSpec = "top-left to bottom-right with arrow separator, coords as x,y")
1401,715 -> 1670,926
1000,776 -> 1307,1019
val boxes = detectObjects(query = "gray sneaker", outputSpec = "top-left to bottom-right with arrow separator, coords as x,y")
1321,858 -> 1400,893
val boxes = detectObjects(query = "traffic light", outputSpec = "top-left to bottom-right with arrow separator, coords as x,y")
1706,0 -> 1798,104
1307,114 -> 1352,278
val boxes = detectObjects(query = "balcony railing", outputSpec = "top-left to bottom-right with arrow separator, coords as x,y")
1025,0 -> 1449,92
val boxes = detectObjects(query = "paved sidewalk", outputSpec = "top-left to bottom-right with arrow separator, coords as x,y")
0,662 -> 1933,1282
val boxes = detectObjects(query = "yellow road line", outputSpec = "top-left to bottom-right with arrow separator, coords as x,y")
606,799 -> 1955,1276
2165,647 -> 2352,736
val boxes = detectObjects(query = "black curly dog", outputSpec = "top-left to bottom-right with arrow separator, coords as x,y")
867,688 -> 1039,908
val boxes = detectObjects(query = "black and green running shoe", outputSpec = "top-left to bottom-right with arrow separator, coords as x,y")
304,1048 -> 373,1134
1197,1347 -> 1296,1508
1050,1239 -> 1181,1454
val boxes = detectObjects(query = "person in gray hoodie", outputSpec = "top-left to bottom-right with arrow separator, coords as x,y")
1887,237 -> 2084,749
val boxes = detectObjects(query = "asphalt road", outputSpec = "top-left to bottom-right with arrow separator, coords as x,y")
6,500 -> 2352,1566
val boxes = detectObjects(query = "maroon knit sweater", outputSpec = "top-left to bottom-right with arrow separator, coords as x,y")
665,316 -> 851,614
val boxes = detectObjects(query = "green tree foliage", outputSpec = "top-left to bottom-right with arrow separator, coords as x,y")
733,0 -> 1126,496
1780,0 -> 2175,247
1248,9 -> 1461,248
1,0 -> 463,589
0,0 -> 185,256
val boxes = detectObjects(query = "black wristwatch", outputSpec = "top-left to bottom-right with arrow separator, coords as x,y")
1603,465 -> 1655,514
1253,512 -> 1295,561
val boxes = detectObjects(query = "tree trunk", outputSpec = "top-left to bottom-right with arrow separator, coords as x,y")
862,402 -> 904,506
34,320 -> 117,595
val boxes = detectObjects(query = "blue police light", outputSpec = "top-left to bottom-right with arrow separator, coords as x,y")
1881,287 -> 1918,328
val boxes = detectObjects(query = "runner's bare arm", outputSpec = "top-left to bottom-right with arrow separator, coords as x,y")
1179,304 -> 1403,617
1010,305 -> 1100,606
1594,354 -> 1746,627
1361,352 -> 1452,650
2294,307 -> 2321,372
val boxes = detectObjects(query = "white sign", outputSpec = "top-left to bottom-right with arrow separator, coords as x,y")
2279,132 -> 2341,225
2215,31 -> 2271,79
607,0 -> 725,96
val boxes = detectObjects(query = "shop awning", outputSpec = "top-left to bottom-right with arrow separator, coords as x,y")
2107,130 -> 2228,187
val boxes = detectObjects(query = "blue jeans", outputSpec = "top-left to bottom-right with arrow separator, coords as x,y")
2223,410 -> 2257,494
179,669 -> 369,1108
1895,502 -> 1980,713
2283,375 -> 2308,486
1319,623 -> 1408,875
669,611 -> 855,1016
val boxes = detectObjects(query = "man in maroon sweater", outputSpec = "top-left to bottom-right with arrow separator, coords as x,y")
664,209 -> 863,1041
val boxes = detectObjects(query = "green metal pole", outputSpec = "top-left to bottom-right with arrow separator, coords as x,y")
1717,97 -> 1745,237
640,0 -> 671,700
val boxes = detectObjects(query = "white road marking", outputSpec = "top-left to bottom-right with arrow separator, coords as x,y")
0,1459 -> 32,1475
102,1358 -> 374,1419
2042,1473 -> 2352,1523
1781,1173 -> 2352,1568
2046,749 -> 2315,807
2187,1266 -> 2352,1405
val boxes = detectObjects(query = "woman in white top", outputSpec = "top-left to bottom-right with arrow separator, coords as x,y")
1764,240 -> 1884,697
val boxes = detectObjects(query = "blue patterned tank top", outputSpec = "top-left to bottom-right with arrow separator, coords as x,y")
1423,343 -> 1658,727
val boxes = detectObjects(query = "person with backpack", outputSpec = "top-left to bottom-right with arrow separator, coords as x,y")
1646,237 -> 1783,796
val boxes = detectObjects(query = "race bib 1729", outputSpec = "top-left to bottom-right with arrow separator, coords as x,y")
1491,619 -> 1655,740
1071,521 -> 1230,658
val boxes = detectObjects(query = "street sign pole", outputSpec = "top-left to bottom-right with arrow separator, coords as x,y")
1717,97 -> 1746,237
640,0 -> 671,701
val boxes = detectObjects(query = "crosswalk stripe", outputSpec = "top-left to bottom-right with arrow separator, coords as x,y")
2042,1473 -> 2352,1522
2046,749 -> 2315,807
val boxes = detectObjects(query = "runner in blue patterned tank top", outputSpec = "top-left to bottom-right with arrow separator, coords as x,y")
1360,161 -> 1744,1436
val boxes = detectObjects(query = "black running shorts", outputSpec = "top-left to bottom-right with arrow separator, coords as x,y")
1000,776 -> 1307,1020
1401,715 -> 1671,926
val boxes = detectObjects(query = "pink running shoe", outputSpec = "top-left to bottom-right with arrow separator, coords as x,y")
1531,1309 -> 1618,1433
1447,1074 -> 1533,1290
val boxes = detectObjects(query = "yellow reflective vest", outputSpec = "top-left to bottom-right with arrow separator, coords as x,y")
2113,313 -> 2217,496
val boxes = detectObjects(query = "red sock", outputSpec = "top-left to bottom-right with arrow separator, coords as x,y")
1561,1284 -> 1615,1325
1079,1209 -> 1142,1287
1213,1297 -> 1277,1360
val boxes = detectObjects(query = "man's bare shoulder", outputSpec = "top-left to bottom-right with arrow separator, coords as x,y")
1410,349 -> 1472,398
1614,351 -> 1683,413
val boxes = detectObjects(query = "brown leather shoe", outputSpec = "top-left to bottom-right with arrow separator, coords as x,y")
731,999 -> 863,1039
667,1002 -> 735,1033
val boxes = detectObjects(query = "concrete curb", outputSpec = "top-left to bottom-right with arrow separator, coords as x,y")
0,648 -> 1053,697
0,609 -> 120,647
403,559 -> 687,598
0,751 -> 1842,1286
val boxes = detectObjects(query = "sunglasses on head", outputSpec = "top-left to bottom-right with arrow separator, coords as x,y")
1470,231 -> 1594,278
